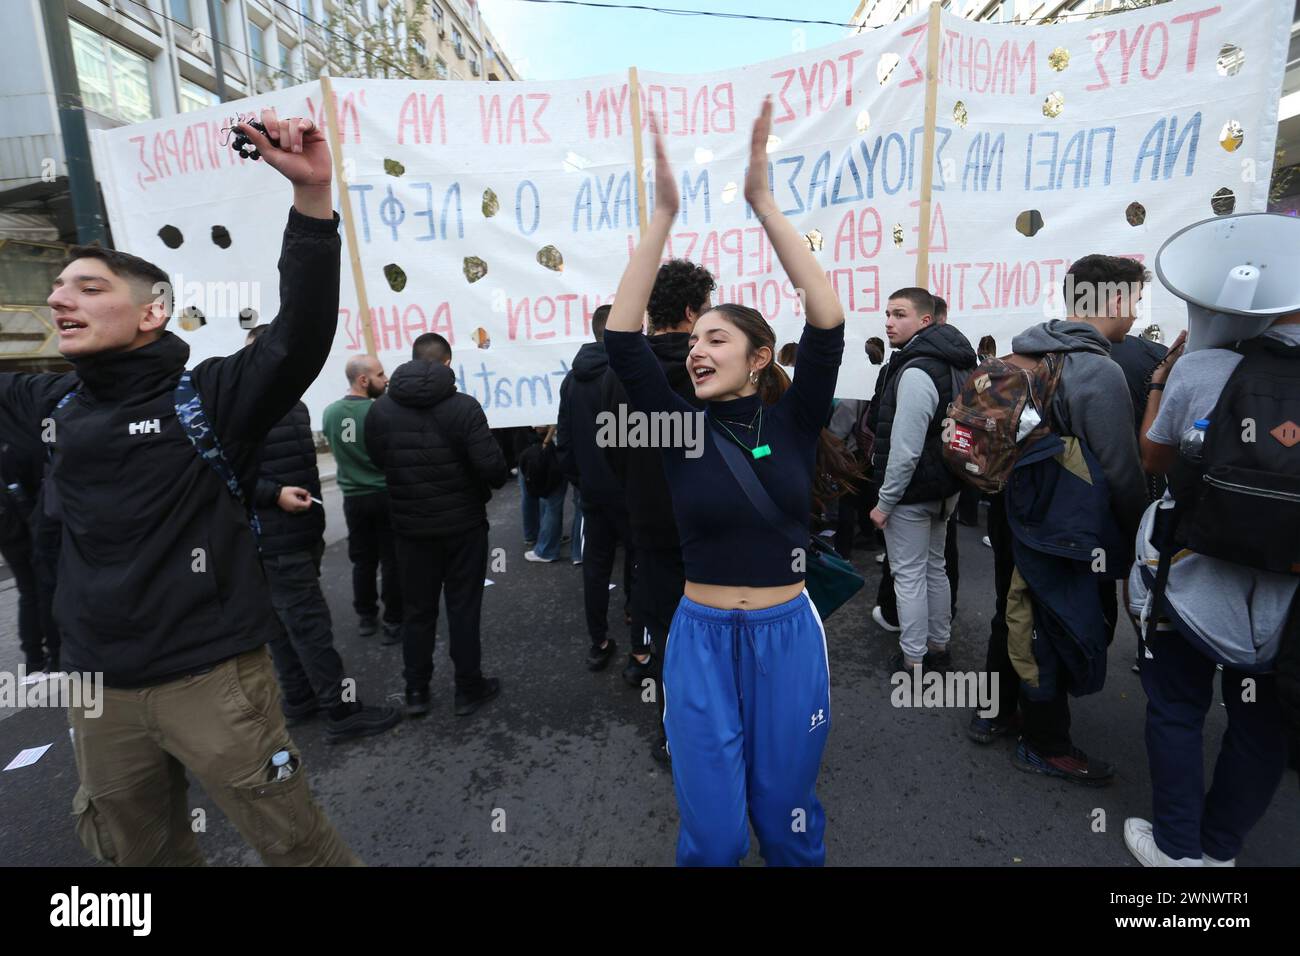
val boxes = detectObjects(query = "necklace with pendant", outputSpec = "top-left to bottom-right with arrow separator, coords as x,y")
713,406 -> 772,459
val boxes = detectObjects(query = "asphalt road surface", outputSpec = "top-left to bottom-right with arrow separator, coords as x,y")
0,478 -> 1296,866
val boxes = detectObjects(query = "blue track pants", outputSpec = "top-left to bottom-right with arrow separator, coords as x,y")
662,591 -> 831,866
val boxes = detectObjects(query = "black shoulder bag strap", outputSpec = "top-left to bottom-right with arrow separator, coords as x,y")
710,422 -> 806,544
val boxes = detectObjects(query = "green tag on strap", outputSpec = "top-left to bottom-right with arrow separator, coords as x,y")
751,444 -> 772,459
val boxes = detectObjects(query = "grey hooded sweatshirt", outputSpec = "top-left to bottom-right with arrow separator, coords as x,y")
1011,320 -> 1148,537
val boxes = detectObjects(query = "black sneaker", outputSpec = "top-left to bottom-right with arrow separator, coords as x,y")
1013,739 -> 1115,786
967,711 -> 1017,745
358,616 -> 379,637
382,622 -> 402,646
652,739 -> 671,767
283,696 -> 320,727
325,702 -> 402,744
622,652 -> 654,688
454,677 -> 501,716
587,639 -> 616,672
924,647 -> 952,673
888,650 -> 924,675
404,686 -> 431,717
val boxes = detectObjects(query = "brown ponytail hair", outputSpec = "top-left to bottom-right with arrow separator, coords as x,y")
705,304 -> 864,511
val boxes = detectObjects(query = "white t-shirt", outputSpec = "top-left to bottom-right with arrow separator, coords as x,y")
1129,324 -> 1300,665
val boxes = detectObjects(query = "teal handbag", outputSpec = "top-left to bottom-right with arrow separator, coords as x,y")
804,532 -> 866,620
711,425 -> 865,620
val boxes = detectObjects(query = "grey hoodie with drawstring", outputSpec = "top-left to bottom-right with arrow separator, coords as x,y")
1011,320 -> 1148,538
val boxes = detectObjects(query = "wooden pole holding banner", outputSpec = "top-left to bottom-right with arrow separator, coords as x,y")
320,74 -> 377,357
628,66 -> 649,240
914,1 -> 943,288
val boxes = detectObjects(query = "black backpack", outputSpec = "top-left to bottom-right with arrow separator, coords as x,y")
1167,336 -> 1300,574
1149,336 -> 1300,748
519,440 -> 564,498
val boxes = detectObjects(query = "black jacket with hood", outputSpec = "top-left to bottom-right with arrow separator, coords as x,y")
365,359 -> 507,537
556,341 -> 623,510
869,323 -> 976,504
253,400 -> 325,556
0,208 -> 341,687
600,331 -> 701,549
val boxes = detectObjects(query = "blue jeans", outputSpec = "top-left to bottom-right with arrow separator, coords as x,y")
535,484 -> 567,560
519,470 -> 540,544
1140,626 -> 1288,861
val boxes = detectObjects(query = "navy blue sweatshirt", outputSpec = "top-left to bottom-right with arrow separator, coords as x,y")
603,322 -> 843,587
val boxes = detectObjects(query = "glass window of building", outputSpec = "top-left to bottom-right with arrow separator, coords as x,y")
249,22 -> 266,64
279,40 -> 294,83
69,20 -> 155,123
169,0 -> 192,28
180,78 -> 219,111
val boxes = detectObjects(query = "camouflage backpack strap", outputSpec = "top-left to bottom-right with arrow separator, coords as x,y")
174,371 -> 262,540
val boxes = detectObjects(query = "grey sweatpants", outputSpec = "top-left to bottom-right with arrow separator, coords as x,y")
883,494 -> 959,661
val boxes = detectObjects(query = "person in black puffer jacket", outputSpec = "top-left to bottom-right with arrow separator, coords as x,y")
245,326 -> 399,745
556,305 -> 638,672
365,332 -> 508,718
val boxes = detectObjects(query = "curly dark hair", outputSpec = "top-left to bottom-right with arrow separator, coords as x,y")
647,259 -> 716,333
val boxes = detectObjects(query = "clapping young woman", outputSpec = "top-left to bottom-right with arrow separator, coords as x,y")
604,99 -> 848,866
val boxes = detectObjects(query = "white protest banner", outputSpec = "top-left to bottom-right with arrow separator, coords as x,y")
92,0 -> 1289,429
927,0 -> 1290,352
90,82 -> 345,421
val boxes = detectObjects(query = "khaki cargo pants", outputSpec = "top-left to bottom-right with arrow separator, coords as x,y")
68,647 -> 361,866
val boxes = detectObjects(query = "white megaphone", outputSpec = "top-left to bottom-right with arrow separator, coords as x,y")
1155,212 -> 1300,351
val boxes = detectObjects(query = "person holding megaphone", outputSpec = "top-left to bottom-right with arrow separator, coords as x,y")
1125,212 -> 1300,867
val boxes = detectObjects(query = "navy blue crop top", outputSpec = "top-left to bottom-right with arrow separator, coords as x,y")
603,321 -> 844,587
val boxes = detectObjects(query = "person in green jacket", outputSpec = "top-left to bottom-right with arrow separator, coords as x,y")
322,355 -> 403,643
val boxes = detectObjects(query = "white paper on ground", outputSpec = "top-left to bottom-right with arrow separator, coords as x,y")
4,744 -> 52,771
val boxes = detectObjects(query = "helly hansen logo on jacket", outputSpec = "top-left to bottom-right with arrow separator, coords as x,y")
128,419 -> 161,436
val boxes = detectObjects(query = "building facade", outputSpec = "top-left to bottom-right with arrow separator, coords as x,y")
0,0 -> 520,368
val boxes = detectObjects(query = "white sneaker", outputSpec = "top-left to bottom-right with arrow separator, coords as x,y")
871,606 -> 901,633
981,535 -> 992,548
1124,818 -> 1203,867
524,550 -> 555,563
1203,853 -> 1236,867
